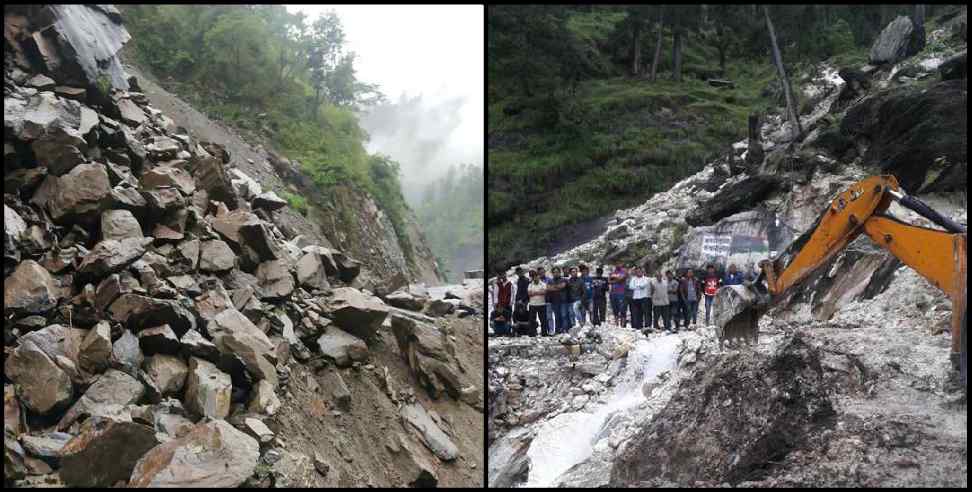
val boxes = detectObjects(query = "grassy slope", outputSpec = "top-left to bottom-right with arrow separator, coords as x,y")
488,10 -> 780,271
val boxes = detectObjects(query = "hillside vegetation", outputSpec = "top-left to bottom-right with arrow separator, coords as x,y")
120,5 -> 418,254
486,5 -> 945,273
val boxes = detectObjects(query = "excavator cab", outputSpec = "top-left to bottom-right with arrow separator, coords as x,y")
712,175 -> 967,388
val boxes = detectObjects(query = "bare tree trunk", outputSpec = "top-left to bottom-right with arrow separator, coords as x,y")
632,22 -> 642,75
649,15 -> 663,81
672,29 -> 683,82
912,5 -> 926,52
763,6 -> 803,139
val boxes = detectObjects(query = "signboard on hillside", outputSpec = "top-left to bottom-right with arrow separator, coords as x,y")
701,234 -> 733,258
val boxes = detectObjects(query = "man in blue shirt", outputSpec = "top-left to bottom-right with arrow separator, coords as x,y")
723,263 -> 745,286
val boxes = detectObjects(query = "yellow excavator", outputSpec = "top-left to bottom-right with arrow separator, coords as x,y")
713,175 -> 967,388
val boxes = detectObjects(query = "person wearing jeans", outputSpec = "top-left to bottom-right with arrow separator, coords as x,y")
591,267 -> 609,328
609,265 -> 627,327
629,267 -> 650,330
548,267 -> 569,335
650,271 -> 671,332
702,264 -> 721,326
680,268 -> 703,327
526,271 -> 548,336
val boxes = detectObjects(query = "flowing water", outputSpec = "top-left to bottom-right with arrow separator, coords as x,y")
522,333 -> 684,487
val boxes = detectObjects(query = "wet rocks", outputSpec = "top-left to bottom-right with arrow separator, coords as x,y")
610,335 -> 834,486
3,259 -> 61,314
58,418 -> 159,488
317,327 -> 369,367
326,287 -> 390,341
939,50 -> 967,81
841,79 -> 967,193
128,419 -> 259,487
184,357 -> 232,419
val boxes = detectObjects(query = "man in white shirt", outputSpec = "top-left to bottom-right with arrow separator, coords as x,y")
629,267 -> 650,330
526,270 -> 549,336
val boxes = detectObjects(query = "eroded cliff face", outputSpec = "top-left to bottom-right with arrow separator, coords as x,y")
4,5 -> 478,488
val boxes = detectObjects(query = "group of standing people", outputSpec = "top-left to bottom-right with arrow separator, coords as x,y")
489,262 -> 752,338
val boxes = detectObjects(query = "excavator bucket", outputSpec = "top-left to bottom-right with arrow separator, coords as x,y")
712,284 -> 764,350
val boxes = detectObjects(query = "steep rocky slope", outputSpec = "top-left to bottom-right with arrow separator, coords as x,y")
488,11 -> 966,488
4,5 -> 481,487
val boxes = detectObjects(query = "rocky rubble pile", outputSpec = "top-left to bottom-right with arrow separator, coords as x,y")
3,5 -> 479,487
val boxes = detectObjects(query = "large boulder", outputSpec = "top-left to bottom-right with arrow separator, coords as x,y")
385,290 -> 427,311
208,309 -> 277,386
57,369 -> 145,430
128,419 -> 259,487
3,259 -> 61,315
316,327 -> 369,367
77,237 -> 152,279
252,191 -> 287,211
59,418 -> 159,488
192,154 -> 239,210
685,175 -> 782,227
326,287 -> 390,341
869,15 -> 922,65
255,259 -> 295,300
108,293 -> 197,335
100,209 -> 143,241
4,339 -> 74,414
184,357 -> 232,419
400,402 -> 459,461
295,252 -> 330,291
198,240 -> 236,272
609,335 -> 834,486
141,166 -> 195,196
47,162 -> 111,224
841,79 -> 967,193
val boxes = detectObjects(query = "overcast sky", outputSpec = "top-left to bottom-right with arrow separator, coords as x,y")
286,5 -> 483,198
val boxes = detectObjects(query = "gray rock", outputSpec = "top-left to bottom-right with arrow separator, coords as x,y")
326,287 -> 390,341
27,73 -> 56,89
317,327 -> 369,367
4,338 -> 73,414
295,252 -> 330,291
320,368 -> 351,410
180,329 -> 220,362
198,239 -> 236,272
143,355 -> 188,397
110,329 -> 143,376
247,379 -> 281,416
142,165 -> 195,196
256,259 -> 295,300
426,298 -> 457,317
184,357 -> 232,419
57,369 -> 145,430
401,402 -> 459,461
78,321 -> 112,375
242,417 -> 274,444
252,191 -> 288,211
385,290 -> 427,311
77,236 -> 152,279
128,419 -> 259,487
47,162 -> 111,223
20,432 -> 72,464
869,15 -> 921,65
100,209 -> 142,241
208,309 -> 277,386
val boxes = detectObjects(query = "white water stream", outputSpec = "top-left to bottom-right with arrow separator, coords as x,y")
522,334 -> 683,487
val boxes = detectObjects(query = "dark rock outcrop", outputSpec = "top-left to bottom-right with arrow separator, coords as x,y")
685,175 -> 782,227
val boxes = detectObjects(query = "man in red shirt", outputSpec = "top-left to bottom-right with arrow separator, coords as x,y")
491,271 -> 513,311
702,264 -> 722,326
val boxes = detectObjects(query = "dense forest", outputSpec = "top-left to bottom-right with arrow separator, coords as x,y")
414,163 -> 484,280
119,5 -> 418,253
487,4 -> 956,273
